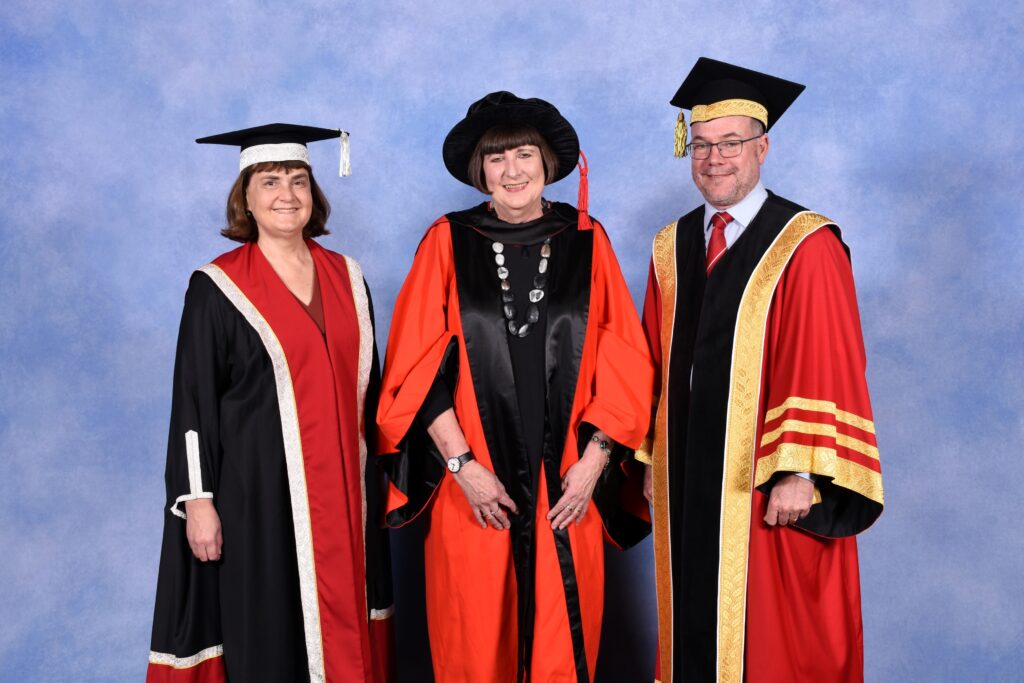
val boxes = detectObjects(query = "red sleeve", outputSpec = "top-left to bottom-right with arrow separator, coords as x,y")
755,227 -> 883,533
642,259 -> 663,378
375,220 -> 458,514
376,220 -> 455,450
635,259 -> 663,464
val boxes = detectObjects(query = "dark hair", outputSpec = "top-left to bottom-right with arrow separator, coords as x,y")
467,124 -> 558,194
222,160 -> 331,242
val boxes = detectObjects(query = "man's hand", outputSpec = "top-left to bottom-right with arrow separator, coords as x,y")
643,464 -> 653,503
185,498 -> 223,561
764,474 -> 814,527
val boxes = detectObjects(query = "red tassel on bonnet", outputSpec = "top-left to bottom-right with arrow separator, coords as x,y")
576,150 -> 593,231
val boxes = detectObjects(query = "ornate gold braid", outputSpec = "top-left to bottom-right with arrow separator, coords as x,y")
716,212 -> 834,682
650,221 -> 678,683
691,99 -> 768,126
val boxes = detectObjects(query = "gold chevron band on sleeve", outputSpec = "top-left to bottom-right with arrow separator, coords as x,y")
764,396 -> 875,435
634,435 -> 653,465
760,419 -> 879,460
754,443 -> 884,506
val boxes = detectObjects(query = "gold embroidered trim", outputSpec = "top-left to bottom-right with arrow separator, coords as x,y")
759,419 -> 879,461
764,396 -> 875,435
199,265 -> 326,682
344,255 -> 374,625
754,442 -> 837,486
717,212 -> 835,682
837,433 -> 880,460
650,221 -> 679,683
754,443 -> 884,505
691,99 -> 768,126
760,418 -> 834,445
834,457 -> 884,505
634,435 -> 653,465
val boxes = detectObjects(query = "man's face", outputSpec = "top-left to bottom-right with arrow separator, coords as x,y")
690,115 -> 769,209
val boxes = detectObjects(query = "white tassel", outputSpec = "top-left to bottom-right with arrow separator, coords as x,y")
339,130 -> 351,177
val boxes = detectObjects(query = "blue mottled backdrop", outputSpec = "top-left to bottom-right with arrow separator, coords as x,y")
1,1 -> 1021,680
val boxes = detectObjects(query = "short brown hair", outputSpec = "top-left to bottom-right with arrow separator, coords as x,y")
222,160 -> 331,242
467,124 -> 558,194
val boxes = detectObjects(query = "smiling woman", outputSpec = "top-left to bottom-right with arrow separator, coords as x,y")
222,159 -> 331,242
377,92 -> 654,682
466,123 -> 559,223
146,123 -> 394,683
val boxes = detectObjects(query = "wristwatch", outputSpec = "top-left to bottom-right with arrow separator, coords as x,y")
446,450 -> 475,474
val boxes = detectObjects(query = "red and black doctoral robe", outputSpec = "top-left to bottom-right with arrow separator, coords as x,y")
639,192 -> 884,683
377,205 -> 653,683
147,240 -> 394,683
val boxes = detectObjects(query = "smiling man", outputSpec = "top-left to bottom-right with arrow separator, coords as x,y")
637,59 -> 885,682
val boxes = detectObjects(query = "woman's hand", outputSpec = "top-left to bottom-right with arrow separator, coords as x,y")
453,461 -> 518,530
185,498 -> 223,562
426,407 -> 517,529
547,436 -> 610,530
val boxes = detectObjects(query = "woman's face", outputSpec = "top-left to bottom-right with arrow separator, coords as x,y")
245,166 -> 313,240
483,145 -> 546,223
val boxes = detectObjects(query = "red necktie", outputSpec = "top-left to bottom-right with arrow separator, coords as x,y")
706,211 -> 733,275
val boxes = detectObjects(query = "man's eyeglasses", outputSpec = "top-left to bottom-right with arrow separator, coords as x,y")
685,134 -> 764,160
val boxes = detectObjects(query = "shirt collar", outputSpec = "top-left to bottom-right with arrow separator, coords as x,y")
702,182 -> 768,233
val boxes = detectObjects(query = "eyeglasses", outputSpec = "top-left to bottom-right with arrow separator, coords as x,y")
685,134 -> 764,160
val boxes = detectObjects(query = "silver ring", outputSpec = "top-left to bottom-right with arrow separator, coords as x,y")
565,505 -> 575,512
484,511 -> 494,517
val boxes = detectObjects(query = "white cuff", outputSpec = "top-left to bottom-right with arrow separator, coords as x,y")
169,429 -> 214,518
170,492 -> 214,519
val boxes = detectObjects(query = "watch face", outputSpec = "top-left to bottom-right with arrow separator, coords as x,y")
447,458 -> 459,473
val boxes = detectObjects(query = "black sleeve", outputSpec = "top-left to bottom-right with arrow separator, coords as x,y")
150,270 -> 230,661
164,271 -> 229,519
418,374 -> 454,428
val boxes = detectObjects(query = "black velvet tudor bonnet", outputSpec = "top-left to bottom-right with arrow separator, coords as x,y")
442,91 -> 581,187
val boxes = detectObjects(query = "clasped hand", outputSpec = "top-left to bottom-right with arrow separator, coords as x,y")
453,461 -> 519,530
764,473 -> 814,526
546,442 -> 608,530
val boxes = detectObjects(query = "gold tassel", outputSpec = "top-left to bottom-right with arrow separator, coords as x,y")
674,111 -> 688,158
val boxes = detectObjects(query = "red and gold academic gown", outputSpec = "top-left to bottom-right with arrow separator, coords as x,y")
148,240 -> 394,683
377,206 -> 653,683
639,192 -> 884,683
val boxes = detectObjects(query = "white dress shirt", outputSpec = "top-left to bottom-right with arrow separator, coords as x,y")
702,182 -> 768,249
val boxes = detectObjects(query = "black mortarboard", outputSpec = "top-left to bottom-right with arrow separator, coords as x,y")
196,123 -> 351,176
670,58 -> 805,157
442,91 -> 580,186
